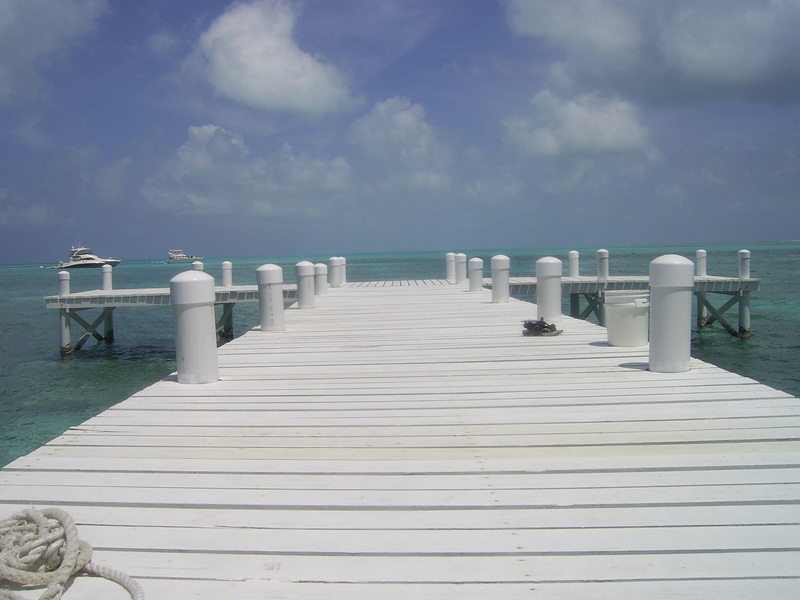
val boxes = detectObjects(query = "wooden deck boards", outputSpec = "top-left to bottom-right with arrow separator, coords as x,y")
3,281 -> 799,599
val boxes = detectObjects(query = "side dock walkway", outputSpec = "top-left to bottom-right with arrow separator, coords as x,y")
3,280 -> 800,599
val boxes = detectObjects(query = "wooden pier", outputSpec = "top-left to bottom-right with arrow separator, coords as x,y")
3,279 -> 799,599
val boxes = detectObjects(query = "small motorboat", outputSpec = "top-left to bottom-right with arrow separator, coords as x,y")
167,249 -> 203,263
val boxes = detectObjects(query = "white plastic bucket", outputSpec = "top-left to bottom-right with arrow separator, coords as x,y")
605,290 -> 650,347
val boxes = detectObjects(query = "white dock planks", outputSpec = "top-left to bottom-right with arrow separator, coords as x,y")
2,280 -> 800,599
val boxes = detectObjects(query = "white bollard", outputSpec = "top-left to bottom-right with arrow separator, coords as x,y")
222,261 -> 233,287
739,249 -> 751,335
536,256 -> 562,323
58,271 -> 71,354
446,253 -> 456,282
314,263 -> 328,295
102,264 -> 113,291
491,255 -> 510,303
296,261 -> 315,309
340,257 -> 347,284
329,257 -> 341,288
257,264 -> 285,332
469,257 -> 484,292
649,254 -> 695,373
101,264 -> 114,341
695,249 -> 707,277
597,249 -> 609,283
191,261 -> 203,271
170,270 -> 219,384
568,251 -> 580,278
455,253 -> 467,285
696,249 -> 708,326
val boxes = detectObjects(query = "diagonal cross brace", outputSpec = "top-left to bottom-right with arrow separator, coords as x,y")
695,292 -> 742,338
68,307 -> 115,351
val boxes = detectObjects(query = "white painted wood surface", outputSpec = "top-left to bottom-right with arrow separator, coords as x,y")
3,280 -> 800,599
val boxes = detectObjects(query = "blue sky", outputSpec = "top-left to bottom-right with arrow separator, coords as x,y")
1,0 -> 799,264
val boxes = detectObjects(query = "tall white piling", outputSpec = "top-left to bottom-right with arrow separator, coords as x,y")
340,257 -> 347,284
649,254 -> 695,373
315,263 -> 328,295
696,249 -> 707,326
739,249 -> 751,336
222,261 -> 233,287
569,251 -> 580,278
446,253 -> 456,282
536,256 -> 562,323
568,250 -> 580,318
329,257 -> 341,288
469,257 -> 484,292
296,261 -> 315,309
191,261 -> 203,271
597,249 -> 609,326
58,271 -> 71,355
170,270 -> 219,384
455,253 -> 467,285
102,264 -> 114,342
491,255 -> 510,303
257,264 -> 285,332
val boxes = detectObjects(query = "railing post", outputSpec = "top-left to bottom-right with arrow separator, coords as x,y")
222,261 -> 233,287
329,257 -> 341,288
315,263 -> 328,295
696,249 -> 707,327
568,250 -> 580,318
468,257 -> 483,292
340,257 -> 347,284
597,249 -> 609,326
257,264 -> 285,332
649,254 -> 695,373
296,261 -> 315,309
739,249 -> 751,337
446,253 -> 456,282
491,255 -> 510,303
191,261 -> 203,271
101,264 -> 114,342
455,253 -> 467,285
218,260 -> 234,340
58,271 -> 71,355
170,270 -> 219,384
536,257 -> 562,323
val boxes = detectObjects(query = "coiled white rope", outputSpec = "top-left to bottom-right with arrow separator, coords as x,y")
0,508 -> 144,600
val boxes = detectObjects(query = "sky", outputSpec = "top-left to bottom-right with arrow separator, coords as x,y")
1,0 -> 799,264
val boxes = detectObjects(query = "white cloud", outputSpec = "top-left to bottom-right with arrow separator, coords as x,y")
507,0 -> 642,64
143,125 -> 351,217
0,188 -> 52,227
506,0 -> 800,104
0,0 -> 108,105
146,30 -> 180,56
189,0 -> 353,113
504,90 -> 650,156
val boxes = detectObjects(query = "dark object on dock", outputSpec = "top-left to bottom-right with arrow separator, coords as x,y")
522,318 -> 562,336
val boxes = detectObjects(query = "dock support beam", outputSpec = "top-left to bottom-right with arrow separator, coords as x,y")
596,249 -> 609,326
739,250 -> 751,338
58,271 -> 71,355
696,250 -> 708,327
102,265 -> 114,342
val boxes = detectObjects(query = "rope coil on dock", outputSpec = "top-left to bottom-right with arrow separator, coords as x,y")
0,508 -> 143,600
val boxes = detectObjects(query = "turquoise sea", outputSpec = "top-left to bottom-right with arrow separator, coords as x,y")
1,242 -> 798,468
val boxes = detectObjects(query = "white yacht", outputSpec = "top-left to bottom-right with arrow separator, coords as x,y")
168,249 -> 203,263
58,245 -> 122,269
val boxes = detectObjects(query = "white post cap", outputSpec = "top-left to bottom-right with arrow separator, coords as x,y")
256,263 -> 283,285
536,256 -> 562,277
296,260 -> 315,276
170,270 -> 215,305
650,254 -> 694,287
491,254 -> 510,269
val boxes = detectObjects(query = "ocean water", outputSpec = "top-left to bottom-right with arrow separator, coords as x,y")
1,242 -> 798,467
